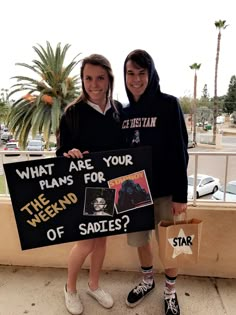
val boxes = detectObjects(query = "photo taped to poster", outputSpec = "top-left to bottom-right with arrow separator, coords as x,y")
108,170 -> 153,214
83,187 -> 115,217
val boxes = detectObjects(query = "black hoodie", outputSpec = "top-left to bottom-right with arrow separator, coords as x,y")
122,53 -> 189,203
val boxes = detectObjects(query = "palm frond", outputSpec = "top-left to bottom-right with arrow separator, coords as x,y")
8,41 -> 81,145
51,98 -> 62,134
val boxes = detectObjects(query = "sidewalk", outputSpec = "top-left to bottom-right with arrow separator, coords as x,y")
221,127 -> 236,135
0,265 -> 235,315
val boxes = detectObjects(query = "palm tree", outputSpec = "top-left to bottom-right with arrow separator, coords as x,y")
189,63 -> 201,143
0,89 -> 10,124
213,20 -> 228,144
7,42 -> 81,149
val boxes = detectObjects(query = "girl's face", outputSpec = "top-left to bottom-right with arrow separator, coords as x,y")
83,64 -> 109,106
125,60 -> 149,102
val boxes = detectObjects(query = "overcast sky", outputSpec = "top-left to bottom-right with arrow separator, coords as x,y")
1,0 -> 235,103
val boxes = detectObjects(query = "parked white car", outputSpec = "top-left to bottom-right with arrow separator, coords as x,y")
4,141 -> 20,156
26,139 -> 45,155
212,180 -> 236,202
188,174 -> 220,199
188,139 -> 196,148
216,115 -> 225,124
1,131 -> 13,142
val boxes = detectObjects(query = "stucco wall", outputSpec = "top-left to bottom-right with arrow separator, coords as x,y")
0,198 -> 235,278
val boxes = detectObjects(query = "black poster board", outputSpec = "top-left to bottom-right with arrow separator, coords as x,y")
4,146 -> 154,250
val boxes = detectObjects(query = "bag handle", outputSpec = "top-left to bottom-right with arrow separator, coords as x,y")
173,211 -> 188,225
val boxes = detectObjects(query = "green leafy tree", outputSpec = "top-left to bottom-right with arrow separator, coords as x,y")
202,84 -> 209,99
0,89 -> 11,124
217,95 -> 226,114
224,75 -> 236,114
179,96 -> 193,134
7,42 -> 81,148
196,106 -> 213,126
189,63 -> 201,143
179,96 -> 192,114
198,84 -> 212,109
213,20 -> 228,144
201,84 -> 211,102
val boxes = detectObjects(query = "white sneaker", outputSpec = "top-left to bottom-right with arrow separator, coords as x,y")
87,285 -> 114,308
64,285 -> 83,315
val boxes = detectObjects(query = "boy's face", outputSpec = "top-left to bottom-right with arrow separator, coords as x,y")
125,60 -> 149,101
93,197 -> 107,211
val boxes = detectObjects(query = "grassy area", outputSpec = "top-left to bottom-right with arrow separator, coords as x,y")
0,175 -> 7,194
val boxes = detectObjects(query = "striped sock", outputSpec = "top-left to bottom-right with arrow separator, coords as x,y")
165,274 -> 176,294
141,266 -> 154,285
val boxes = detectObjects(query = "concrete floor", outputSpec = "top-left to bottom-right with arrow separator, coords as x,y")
0,265 -> 236,315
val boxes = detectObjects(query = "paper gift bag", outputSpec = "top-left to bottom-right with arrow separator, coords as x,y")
158,218 -> 203,269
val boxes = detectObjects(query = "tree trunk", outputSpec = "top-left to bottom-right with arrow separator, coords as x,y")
213,31 -> 221,144
193,72 -> 197,143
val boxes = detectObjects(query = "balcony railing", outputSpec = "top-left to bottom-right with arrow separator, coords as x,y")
188,151 -> 236,205
1,150 -> 236,205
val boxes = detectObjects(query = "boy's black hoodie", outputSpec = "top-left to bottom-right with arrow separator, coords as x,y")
122,54 -> 189,203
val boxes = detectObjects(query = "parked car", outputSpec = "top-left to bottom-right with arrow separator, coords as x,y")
203,123 -> 212,131
26,139 -> 45,155
230,113 -> 236,124
188,174 -> 220,199
1,131 -> 13,142
216,115 -> 225,124
4,141 -> 20,156
48,145 -> 57,151
33,134 -> 45,142
188,139 -> 196,148
212,180 -> 236,202
8,138 -> 18,143
196,121 -> 208,127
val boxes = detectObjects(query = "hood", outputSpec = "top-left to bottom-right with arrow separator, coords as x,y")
123,49 -> 161,108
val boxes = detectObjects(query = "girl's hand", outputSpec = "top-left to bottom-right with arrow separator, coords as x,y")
63,148 -> 89,159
